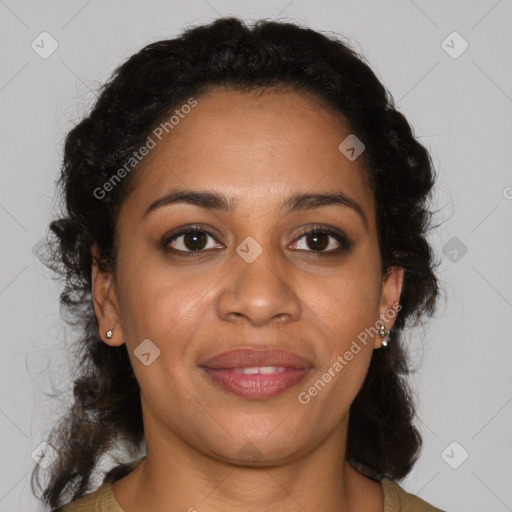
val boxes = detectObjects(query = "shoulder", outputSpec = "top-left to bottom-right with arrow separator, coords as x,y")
51,457 -> 145,511
381,478 -> 446,512
50,482 -> 123,512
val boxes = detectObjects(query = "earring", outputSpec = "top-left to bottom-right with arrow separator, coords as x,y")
378,324 -> 389,347
105,328 -> 113,339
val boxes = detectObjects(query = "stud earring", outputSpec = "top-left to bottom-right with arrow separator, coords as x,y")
105,328 -> 113,339
378,324 -> 389,347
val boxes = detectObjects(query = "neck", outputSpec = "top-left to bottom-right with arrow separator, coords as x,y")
111,420 -> 383,512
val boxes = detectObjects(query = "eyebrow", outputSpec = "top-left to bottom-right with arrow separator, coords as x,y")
143,187 -> 368,230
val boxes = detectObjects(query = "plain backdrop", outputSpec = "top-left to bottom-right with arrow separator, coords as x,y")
1,1 -> 511,511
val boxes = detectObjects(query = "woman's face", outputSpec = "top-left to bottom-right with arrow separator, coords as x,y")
93,88 -> 403,465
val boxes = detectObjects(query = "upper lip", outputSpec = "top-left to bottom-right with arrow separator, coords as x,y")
200,348 -> 313,369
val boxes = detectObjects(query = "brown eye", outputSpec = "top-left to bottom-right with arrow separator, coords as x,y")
163,226 -> 222,254
291,227 -> 352,254
182,231 -> 208,251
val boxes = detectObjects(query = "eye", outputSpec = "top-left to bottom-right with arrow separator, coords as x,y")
161,224 -> 352,257
290,227 -> 352,254
162,225 -> 222,254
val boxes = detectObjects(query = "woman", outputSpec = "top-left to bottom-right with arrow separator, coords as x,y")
32,16 -> 445,512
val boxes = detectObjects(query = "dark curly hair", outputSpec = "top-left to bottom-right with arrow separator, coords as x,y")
31,16 -> 442,510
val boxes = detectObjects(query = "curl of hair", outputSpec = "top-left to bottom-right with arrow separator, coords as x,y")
31,16 -> 441,509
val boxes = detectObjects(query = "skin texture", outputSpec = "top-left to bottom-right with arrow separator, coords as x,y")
91,88 -> 404,512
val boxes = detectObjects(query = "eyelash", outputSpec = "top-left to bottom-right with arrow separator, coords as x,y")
161,224 -> 352,257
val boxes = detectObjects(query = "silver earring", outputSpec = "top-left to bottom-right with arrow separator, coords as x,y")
105,328 -> 113,339
379,324 -> 389,347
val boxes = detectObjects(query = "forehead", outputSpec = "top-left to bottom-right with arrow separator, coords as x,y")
120,88 -> 374,222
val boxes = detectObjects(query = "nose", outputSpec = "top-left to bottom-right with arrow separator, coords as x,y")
216,243 -> 302,327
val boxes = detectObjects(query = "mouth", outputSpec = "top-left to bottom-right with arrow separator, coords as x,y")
199,348 -> 313,400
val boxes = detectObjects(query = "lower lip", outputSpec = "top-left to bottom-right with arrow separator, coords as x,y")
201,367 -> 311,399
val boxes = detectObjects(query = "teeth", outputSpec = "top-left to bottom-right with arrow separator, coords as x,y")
237,367 -> 259,375
259,366 -> 286,374
233,366 -> 287,374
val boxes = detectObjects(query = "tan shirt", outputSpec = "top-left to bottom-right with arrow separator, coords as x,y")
55,477 -> 444,511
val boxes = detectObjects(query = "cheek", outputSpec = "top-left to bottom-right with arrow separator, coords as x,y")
313,257 -> 382,345
296,342 -> 373,431
115,248 -> 210,348
115,259 -> 210,400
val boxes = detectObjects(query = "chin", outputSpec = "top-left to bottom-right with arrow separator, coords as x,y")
203,427 -> 309,467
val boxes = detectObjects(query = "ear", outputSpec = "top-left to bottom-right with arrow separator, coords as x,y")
374,266 -> 404,349
91,245 -> 123,346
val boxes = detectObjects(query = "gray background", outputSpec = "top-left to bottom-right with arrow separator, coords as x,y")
1,1 -> 511,511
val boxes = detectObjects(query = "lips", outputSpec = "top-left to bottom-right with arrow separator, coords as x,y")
200,348 -> 313,370
200,348 -> 313,400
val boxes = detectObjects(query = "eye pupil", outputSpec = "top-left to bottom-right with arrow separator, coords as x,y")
307,233 -> 328,251
184,231 -> 207,251
164,226 -> 348,256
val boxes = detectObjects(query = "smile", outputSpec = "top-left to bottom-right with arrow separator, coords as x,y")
200,348 -> 313,400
